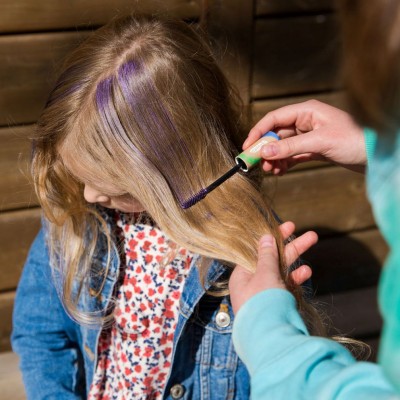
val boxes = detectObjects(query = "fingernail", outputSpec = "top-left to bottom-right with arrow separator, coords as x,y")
260,234 -> 274,248
243,138 -> 250,149
262,144 -> 277,158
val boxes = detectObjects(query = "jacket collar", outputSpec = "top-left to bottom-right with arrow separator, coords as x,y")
179,256 -> 229,318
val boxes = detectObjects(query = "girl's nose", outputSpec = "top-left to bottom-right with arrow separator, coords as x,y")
83,185 -> 110,204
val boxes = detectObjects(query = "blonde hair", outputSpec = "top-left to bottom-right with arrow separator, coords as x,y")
338,0 -> 400,135
33,15 -> 324,334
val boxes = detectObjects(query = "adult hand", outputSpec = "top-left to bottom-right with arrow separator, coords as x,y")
245,100 -> 366,175
229,222 -> 318,314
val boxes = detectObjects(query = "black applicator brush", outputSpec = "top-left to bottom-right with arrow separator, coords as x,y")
180,131 -> 280,209
180,161 -> 244,209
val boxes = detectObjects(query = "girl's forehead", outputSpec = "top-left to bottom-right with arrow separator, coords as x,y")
57,141 -> 84,176
57,141 -> 129,197
58,143 -> 97,184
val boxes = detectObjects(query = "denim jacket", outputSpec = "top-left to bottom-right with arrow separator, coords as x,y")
12,219 -> 250,399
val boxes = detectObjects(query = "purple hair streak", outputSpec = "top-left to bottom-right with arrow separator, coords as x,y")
111,59 -> 203,206
96,75 -> 145,159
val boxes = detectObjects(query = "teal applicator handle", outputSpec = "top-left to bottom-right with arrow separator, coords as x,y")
235,131 -> 280,172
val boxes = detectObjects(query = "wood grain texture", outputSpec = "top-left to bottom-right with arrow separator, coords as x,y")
0,208 -> 41,292
0,0 -> 200,33
251,91 -> 347,124
252,15 -> 341,98
0,292 -> 14,352
307,229 -> 388,294
263,166 -> 375,233
207,0 -> 254,108
0,125 -> 37,211
0,32 -> 89,126
256,0 -> 335,16
0,351 -> 25,400
0,18 -> 245,127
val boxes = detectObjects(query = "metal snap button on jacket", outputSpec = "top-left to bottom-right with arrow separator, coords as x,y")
170,383 -> 185,399
215,304 -> 231,328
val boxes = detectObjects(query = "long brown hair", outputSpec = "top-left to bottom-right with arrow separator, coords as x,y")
338,0 -> 400,135
32,15 -> 324,334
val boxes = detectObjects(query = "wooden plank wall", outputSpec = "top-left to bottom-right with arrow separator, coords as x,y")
0,0 -> 385,364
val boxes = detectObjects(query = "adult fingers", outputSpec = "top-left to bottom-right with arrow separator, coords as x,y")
279,221 -> 296,240
244,104 -> 304,148
229,265 -> 252,295
261,153 -> 316,173
230,234 -> 288,314
253,235 -> 282,283
285,231 -> 318,267
290,265 -> 312,286
244,101 -> 319,149
228,265 -> 255,315
260,132 -> 321,161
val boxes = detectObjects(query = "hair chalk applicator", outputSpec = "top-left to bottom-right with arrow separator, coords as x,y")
180,131 -> 280,209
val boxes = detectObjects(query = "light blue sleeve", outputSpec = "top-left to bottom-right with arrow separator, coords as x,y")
364,127 -> 377,165
232,289 -> 397,399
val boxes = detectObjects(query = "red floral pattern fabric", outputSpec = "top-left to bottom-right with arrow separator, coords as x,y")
88,213 -> 193,399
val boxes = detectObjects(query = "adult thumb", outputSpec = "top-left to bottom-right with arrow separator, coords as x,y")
255,235 -> 281,281
261,133 -> 316,160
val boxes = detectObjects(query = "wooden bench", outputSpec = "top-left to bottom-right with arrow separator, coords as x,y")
0,352 -> 25,400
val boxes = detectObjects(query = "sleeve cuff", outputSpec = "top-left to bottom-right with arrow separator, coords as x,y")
232,289 -> 309,373
363,127 -> 377,165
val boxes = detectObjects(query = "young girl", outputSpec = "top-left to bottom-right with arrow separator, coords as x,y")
12,15 -> 321,399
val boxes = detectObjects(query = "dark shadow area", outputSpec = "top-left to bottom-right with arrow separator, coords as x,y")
300,227 -> 384,295
300,227 -> 385,361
